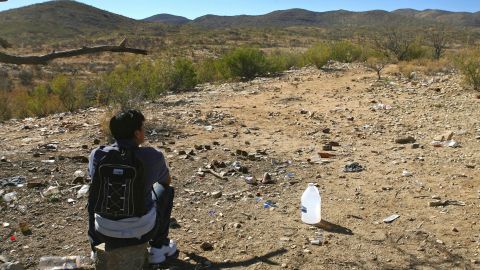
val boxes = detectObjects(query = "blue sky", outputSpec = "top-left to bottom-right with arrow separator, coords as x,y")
0,0 -> 479,20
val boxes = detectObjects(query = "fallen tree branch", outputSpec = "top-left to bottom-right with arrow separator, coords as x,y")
0,43 -> 147,65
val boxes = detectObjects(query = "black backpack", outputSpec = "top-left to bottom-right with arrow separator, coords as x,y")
91,147 -> 147,219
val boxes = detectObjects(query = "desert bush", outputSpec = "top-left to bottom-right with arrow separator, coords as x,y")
222,47 -> 268,80
329,40 -> 364,62
411,58 -> 454,75
0,92 -> 11,120
404,42 -> 430,61
456,49 -> 480,90
0,70 -> 12,91
266,50 -> 305,73
28,84 -> 63,116
18,69 -> 34,86
168,58 -> 197,92
196,58 -> 227,83
398,62 -> 420,79
366,56 -> 389,80
50,74 -> 78,111
304,43 -> 331,68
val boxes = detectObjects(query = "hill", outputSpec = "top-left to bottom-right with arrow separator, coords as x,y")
143,13 -> 190,25
0,0 -> 138,43
392,9 -> 480,27
191,8 -> 416,29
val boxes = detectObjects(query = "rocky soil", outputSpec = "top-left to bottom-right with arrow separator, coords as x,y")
1,64 -> 479,270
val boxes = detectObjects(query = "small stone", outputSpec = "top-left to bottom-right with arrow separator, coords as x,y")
452,227 -> 458,232
81,145 -> 89,149
233,223 -> 242,229
436,239 -> 444,245
200,242 -> 214,251
27,179 -> 45,188
33,153 -> 41,158
93,139 -> 101,144
281,263 -> 288,268
395,136 -> 416,144
0,156 -> 7,162
211,191 -> 222,199
73,170 -> 85,184
411,143 -> 420,149
322,128 -> 330,134
261,173 -> 274,184
303,249 -> 311,253
322,145 -> 333,151
71,156 -> 88,163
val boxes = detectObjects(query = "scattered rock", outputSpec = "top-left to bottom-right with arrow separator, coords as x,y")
395,136 -> 416,144
211,191 -> 222,199
200,242 -> 214,251
261,172 -> 274,184
73,170 -> 85,184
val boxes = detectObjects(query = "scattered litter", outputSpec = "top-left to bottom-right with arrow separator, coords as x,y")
0,176 -> 26,188
43,186 -> 59,197
431,140 -> 460,148
76,185 -> 90,198
372,103 -> 392,110
263,200 -> 277,208
344,162 -> 364,173
383,214 -> 400,223
3,192 -> 18,203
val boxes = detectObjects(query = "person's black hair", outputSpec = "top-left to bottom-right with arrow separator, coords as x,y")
109,109 -> 145,140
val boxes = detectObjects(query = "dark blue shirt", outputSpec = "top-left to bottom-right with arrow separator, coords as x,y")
88,139 -> 169,209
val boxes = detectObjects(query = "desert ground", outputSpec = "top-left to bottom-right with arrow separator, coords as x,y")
1,63 -> 479,269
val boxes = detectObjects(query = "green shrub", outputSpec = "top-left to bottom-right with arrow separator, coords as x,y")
457,49 -> 480,90
168,58 -> 197,92
304,43 -> 331,68
222,47 -> 268,80
196,58 -> 226,83
266,50 -> 305,73
404,43 -> 430,61
50,74 -> 77,111
27,85 -> 63,116
329,40 -> 364,62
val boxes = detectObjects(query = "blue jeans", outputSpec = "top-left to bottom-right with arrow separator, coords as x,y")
88,184 -> 174,250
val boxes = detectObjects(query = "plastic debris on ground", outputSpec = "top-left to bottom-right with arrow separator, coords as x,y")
343,162 -> 364,173
0,176 -> 26,188
383,214 -> 400,223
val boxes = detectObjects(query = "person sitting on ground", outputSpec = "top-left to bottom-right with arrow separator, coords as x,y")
87,109 -> 177,264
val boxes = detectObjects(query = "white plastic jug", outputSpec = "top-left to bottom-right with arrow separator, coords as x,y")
301,183 -> 321,224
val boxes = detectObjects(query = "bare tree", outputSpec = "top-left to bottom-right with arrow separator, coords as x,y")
374,27 -> 414,61
365,57 -> 388,80
427,27 -> 449,60
0,38 -> 147,65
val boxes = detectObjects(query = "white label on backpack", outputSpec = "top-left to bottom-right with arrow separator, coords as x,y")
113,169 -> 124,175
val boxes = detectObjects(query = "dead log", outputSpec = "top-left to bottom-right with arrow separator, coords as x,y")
0,43 -> 147,65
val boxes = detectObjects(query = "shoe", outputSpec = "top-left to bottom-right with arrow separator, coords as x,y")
148,240 -> 177,264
